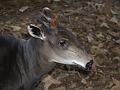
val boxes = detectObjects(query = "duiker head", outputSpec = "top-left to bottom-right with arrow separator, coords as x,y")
27,7 -> 93,71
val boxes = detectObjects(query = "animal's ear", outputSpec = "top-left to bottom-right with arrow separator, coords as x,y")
42,7 -> 52,20
27,24 -> 46,40
33,7 -> 52,28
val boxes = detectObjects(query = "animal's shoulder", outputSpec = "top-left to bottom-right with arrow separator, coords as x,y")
0,33 -> 20,48
0,34 -> 20,86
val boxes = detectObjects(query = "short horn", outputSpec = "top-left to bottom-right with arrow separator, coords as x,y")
50,14 -> 58,29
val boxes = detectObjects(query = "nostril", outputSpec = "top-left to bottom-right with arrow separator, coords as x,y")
85,60 -> 93,71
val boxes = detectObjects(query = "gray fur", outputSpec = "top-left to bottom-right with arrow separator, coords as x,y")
0,34 -> 55,90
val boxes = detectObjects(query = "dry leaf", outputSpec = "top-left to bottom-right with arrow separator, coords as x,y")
54,0 -> 61,2
54,86 -> 66,90
48,0 -> 61,3
56,73 -> 69,80
111,9 -> 119,15
110,16 -> 118,24
87,34 -> 94,42
70,83 -> 77,88
11,25 -> 21,31
111,46 -> 120,56
85,87 -> 93,90
81,78 -> 87,85
115,39 -> 120,44
19,6 -> 29,12
112,56 -> 120,62
42,75 -> 61,90
100,22 -> 109,28
111,78 -> 120,90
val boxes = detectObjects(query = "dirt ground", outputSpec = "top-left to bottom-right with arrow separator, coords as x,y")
0,0 -> 120,90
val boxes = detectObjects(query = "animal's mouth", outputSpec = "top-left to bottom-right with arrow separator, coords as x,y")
85,60 -> 93,71
73,60 -> 93,72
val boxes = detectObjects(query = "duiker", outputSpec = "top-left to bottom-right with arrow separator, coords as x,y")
0,7 -> 93,90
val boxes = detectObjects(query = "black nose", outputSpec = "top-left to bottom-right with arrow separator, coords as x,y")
85,60 -> 93,71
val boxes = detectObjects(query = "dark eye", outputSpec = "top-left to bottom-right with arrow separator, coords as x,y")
58,39 -> 68,49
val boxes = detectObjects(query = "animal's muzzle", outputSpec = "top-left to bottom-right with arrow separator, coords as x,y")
85,60 -> 93,71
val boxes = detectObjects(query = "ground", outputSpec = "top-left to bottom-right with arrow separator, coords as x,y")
0,0 -> 120,90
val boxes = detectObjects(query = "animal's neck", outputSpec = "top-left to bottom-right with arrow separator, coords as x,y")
23,38 -> 55,78
0,34 -> 19,48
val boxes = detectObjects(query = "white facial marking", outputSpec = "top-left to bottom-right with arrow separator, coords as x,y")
48,46 -> 91,69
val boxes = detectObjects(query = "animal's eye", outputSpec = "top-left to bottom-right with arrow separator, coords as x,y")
58,39 -> 68,49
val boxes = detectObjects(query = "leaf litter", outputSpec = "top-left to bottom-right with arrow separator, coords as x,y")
0,0 -> 120,90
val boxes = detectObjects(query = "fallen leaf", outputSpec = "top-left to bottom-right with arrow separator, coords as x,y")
54,0 -> 61,2
100,22 -> 109,28
42,75 -> 61,90
111,78 -> 120,90
56,73 -> 69,80
70,83 -> 77,88
111,46 -> 120,56
54,86 -> 66,90
87,34 -> 94,42
11,25 -> 21,31
110,16 -> 118,24
85,87 -> 93,90
96,33 -> 105,39
115,39 -> 120,44
113,56 -> 120,62
111,9 -> 119,15
47,0 -> 61,3
19,6 -> 29,12
105,82 -> 114,89
81,78 -> 87,85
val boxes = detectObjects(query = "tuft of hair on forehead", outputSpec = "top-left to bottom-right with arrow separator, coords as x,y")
50,14 -> 58,29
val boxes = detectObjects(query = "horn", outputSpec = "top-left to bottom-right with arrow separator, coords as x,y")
50,14 -> 58,29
